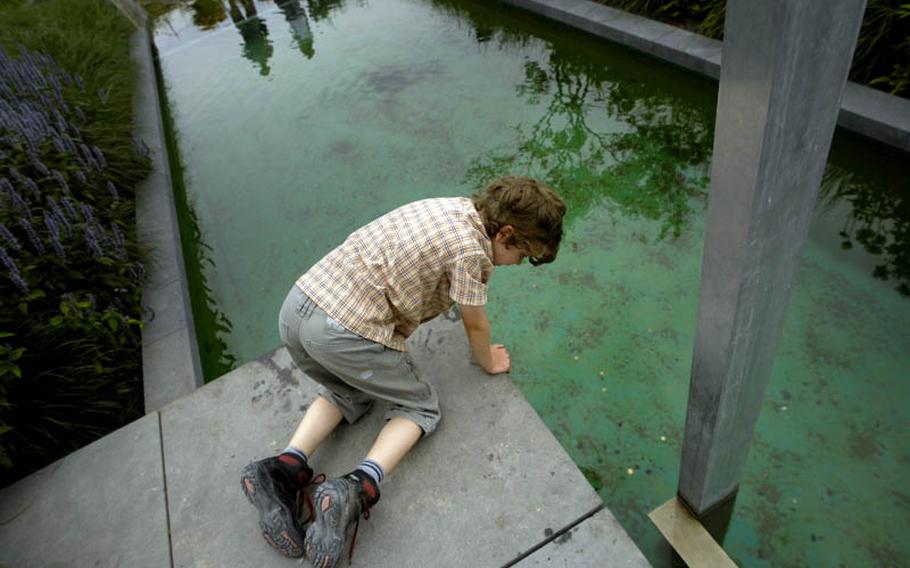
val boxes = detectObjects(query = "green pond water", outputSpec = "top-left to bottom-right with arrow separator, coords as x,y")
152,1 -> 910,566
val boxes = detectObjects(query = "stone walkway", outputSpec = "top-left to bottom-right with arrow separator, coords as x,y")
0,315 -> 650,567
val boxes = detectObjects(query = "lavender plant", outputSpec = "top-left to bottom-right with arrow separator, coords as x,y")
0,0 -> 152,485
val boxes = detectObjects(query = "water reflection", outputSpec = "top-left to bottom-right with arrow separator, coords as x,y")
228,0 -> 273,76
446,0 -> 908,288
464,44 -> 713,239
163,0 -> 323,71
821,161 -> 910,296
279,0 -> 314,58
304,0 -> 348,22
189,0 -> 227,29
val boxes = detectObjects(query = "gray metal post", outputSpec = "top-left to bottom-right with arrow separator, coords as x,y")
678,0 -> 867,515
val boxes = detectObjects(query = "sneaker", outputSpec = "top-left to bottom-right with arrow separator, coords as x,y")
304,470 -> 380,568
240,456 -> 317,558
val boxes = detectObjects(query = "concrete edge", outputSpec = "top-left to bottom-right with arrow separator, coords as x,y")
132,22 -> 204,412
499,0 -> 910,152
108,0 -> 148,29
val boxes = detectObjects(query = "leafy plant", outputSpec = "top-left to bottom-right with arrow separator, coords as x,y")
0,0 -> 150,486
595,0 -> 909,99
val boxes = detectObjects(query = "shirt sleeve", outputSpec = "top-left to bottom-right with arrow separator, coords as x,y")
448,254 -> 490,306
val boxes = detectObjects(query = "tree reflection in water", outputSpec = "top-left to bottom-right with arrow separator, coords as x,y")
450,3 -> 714,239
820,161 -> 910,296
444,0 -> 908,294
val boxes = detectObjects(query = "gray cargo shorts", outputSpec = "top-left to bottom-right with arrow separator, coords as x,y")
278,285 -> 441,435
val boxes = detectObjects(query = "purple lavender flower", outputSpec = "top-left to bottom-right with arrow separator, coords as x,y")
74,73 -> 85,90
82,224 -> 104,258
0,223 -> 21,251
92,146 -> 107,168
75,106 -> 86,123
61,134 -> 77,154
8,187 -> 31,218
51,169 -> 69,194
22,176 -> 40,199
19,217 -> 45,254
97,87 -> 107,103
61,196 -> 79,220
109,222 -> 126,259
33,158 -> 50,177
79,203 -> 94,223
46,197 -> 72,238
44,214 -> 66,258
1,246 -> 29,293
106,181 -> 119,201
74,170 -> 87,185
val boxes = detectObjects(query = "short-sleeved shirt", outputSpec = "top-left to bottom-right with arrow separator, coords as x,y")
297,197 -> 494,351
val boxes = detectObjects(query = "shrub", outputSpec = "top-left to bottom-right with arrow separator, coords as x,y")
0,0 -> 150,486
596,0 -> 909,99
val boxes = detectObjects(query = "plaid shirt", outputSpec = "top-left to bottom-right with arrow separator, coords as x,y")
297,197 -> 494,351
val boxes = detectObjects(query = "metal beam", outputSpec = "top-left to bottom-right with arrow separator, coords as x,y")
678,0 -> 867,515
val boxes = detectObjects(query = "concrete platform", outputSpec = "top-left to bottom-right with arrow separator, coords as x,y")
0,315 -> 650,567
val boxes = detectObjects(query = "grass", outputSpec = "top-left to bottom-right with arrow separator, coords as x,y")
0,0 -> 150,486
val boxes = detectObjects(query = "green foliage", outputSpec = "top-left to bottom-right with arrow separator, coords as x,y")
0,0 -> 150,487
595,0 -> 910,99
821,162 -> 910,296
465,51 -> 713,240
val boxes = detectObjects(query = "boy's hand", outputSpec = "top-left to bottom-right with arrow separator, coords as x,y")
485,344 -> 511,374
460,304 -> 510,375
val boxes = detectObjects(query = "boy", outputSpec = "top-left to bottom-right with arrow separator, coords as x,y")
241,176 -> 565,567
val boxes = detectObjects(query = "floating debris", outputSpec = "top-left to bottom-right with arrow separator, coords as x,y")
627,468 -> 635,475
598,371 -> 605,377
601,387 -> 607,393
781,405 -> 788,411
660,436 -> 667,442
573,355 -> 580,361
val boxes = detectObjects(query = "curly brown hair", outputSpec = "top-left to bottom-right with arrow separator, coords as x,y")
471,176 -> 566,266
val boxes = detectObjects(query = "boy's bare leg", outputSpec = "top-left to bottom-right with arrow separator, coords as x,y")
305,417 -> 421,568
287,396 -> 344,456
365,416 -> 423,474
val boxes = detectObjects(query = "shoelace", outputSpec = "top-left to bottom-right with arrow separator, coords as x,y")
295,473 -> 326,525
347,507 -> 370,565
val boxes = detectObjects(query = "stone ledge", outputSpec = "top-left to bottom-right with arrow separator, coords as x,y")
500,0 -> 910,152
132,25 -> 203,412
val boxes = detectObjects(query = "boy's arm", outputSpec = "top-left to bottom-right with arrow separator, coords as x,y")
460,304 -> 510,374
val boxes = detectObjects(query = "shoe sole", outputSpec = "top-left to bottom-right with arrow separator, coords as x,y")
241,463 -> 304,558
304,480 -> 350,568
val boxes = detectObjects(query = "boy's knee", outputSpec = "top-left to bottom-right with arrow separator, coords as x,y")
385,407 -> 441,437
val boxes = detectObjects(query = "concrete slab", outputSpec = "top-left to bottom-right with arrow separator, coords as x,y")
514,508 -> 651,567
159,314 -> 632,566
143,326 -> 201,412
0,413 -> 170,568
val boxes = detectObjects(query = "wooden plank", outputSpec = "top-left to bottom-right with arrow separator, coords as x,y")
648,497 -> 738,568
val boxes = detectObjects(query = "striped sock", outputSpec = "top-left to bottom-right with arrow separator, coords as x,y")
281,446 -> 309,464
356,458 -> 385,486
